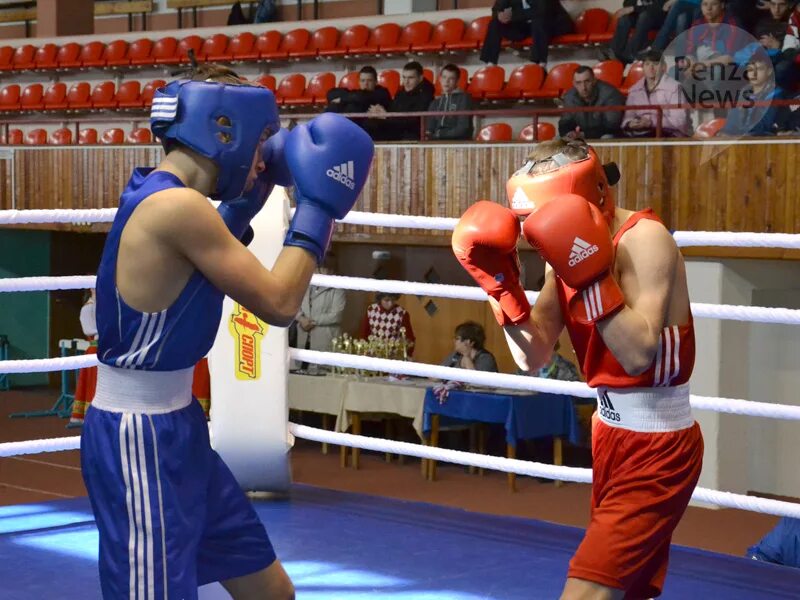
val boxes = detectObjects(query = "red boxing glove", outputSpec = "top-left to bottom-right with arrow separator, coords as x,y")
522,194 -> 624,324
452,201 -> 531,326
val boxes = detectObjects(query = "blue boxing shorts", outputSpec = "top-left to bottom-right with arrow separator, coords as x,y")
81,399 -> 276,600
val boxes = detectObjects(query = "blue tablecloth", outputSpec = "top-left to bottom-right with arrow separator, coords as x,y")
423,388 -> 582,447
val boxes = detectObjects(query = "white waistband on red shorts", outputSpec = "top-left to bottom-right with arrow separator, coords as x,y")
91,363 -> 194,414
595,383 -> 694,433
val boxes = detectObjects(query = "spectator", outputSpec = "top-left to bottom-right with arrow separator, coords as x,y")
559,67 -> 625,139
479,0 -> 574,67
369,61 -> 435,141
426,64 -> 474,141
776,2 -> 800,86
441,321 -> 498,372
607,0 -> 667,65
623,50 -> 692,137
326,66 -> 392,137
652,0 -> 702,54
68,287 -> 98,428
296,253 -> 347,354
775,91 -> 800,132
535,341 -> 581,381
684,0 -> 742,66
747,518 -> 800,567
359,292 -> 416,356
720,56 -> 783,135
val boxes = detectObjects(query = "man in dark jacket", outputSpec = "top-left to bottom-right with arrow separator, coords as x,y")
326,66 -> 392,138
558,66 -> 625,138
480,0 -> 574,66
370,61 -> 435,141
608,0 -> 666,64
426,64 -> 474,140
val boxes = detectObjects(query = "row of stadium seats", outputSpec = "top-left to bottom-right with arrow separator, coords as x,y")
2,127 -> 152,145
0,11 -> 617,73
0,61 -> 643,112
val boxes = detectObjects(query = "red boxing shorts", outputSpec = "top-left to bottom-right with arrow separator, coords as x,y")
568,415 -> 703,599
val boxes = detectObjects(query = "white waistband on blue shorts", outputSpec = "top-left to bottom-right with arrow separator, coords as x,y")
595,383 -> 694,433
91,363 -> 194,414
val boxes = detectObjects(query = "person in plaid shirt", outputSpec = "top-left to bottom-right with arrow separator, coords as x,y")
359,292 -> 416,356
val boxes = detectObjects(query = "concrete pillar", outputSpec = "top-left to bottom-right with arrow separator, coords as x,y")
37,0 -> 93,38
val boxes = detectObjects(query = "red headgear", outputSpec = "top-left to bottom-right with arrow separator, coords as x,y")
505,145 -> 619,225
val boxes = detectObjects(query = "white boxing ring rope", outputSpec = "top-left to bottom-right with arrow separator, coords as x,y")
2,206 -> 800,520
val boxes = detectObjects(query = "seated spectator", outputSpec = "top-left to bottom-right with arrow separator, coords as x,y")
776,2 -> 800,86
359,292 -> 416,356
535,341 -> 581,381
479,0 -> 574,67
441,321 -> 498,372
326,66 -> 392,137
623,50 -> 692,137
370,61 -> 435,141
559,67 -> 625,139
652,0 -> 702,54
720,56 -> 784,136
775,92 -> 800,132
607,0 -> 667,65
426,64 -> 474,141
747,518 -> 800,567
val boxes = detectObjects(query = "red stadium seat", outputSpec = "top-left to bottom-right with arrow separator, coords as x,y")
128,38 -> 154,66
263,28 -> 310,60
423,68 -> 434,85
415,18 -> 465,53
319,25 -> 369,57
66,82 -> 92,110
116,81 -> 142,108
241,31 -> 280,61
25,128 -> 48,145
338,71 -> 361,91
0,84 -> 20,111
0,46 -> 13,71
301,72 -> 336,104
80,41 -> 106,68
141,79 -> 166,108
34,44 -> 59,70
620,62 -> 644,94
382,21 -> 433,54
276,73 -> 307,105
291,26 -> 339,58
157,35 -> 202,65
12,44 -> 37,70
379,70 -> 400,97
351,23 -> 402,54
149,37 -> 178,65
78,128 -> 98,145
434,66 -> 468,95
127,128 -> 152,144
101,128 -> 125,145
57,42 -> 82,69
487,64 -> 543,100
476,122 -> 513,142
467,66 -> 505,100
6,129 -> 23,144
199,34 -> 228,62
50,127 -> 73,145
519,122 -> 556,141
19,83 -> 44,111
448,16 -> 490,51
589,13 -> 619,44
528,62 -> 580,99
104,40 -> 129,67
694,118 -> 726,138
553,9 -> 610,45
91,81 -> 117,109
254,74 -> 276,91
593,60 -> 625,88
43,82 -> 68,110
211,31 -> 253,62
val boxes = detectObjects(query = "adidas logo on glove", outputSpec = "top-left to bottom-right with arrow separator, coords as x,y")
326,161 -> 356,190
568,237 -> 599,267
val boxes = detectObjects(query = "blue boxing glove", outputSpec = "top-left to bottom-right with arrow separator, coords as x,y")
218,128 -> 294,245
284,113 -> 374,263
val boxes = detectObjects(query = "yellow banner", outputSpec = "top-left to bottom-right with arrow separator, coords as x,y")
229,303 -> 268,381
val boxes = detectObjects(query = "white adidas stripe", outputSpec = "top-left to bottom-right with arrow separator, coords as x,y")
669,325 -> 680,387
347,160 -> 354,179
574,237 -> 591,249
134,311 -> 167,369
119,415 -> 137,599
135,415 -> 155,600
654,330 -> 664,386
591,282 -> 603,316
146,416 -> 169,600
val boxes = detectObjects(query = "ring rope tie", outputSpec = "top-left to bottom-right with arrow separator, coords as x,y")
3,274 -> 800,327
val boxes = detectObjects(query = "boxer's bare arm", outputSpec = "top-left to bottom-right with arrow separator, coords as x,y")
503,268 -> 564,372
596,219 -> 679,375
120,187 -> 316,327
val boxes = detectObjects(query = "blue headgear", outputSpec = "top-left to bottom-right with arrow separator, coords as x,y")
150,80 -> 280,201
